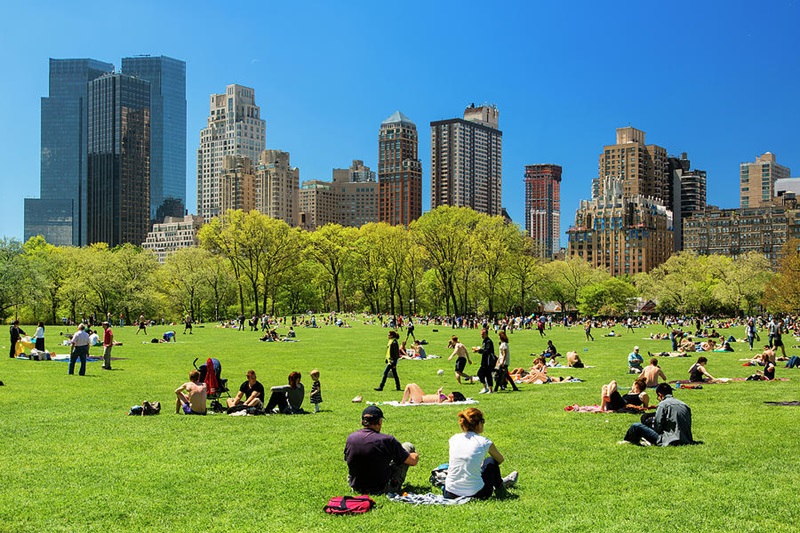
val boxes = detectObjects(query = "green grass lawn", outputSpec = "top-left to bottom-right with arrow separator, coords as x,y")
1,319 -> 799,532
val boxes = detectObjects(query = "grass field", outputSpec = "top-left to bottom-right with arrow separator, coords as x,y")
1,318 -> 799,532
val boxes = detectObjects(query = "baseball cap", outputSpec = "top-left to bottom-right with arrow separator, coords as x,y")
362,405 -> 384,420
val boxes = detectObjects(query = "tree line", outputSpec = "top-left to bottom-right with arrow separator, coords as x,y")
1,206 -> 792,324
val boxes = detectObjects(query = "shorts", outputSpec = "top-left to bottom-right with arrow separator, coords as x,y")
455,358 -> 467,373
773,337 -> 784,347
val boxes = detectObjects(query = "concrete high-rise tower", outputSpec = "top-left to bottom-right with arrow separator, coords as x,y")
524,164 -> 561,257
197,84 -> 266,222
121,56 -> 187,222
86,73 -> 151,246
378,111 -> 422,226
256,150 -> 299,226
598,127 -> 669,205
24,58 -> 114,246
431,104 -> 502,215
740,152 -> 790,208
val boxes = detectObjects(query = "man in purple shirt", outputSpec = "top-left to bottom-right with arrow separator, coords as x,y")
344,406 -> 419,494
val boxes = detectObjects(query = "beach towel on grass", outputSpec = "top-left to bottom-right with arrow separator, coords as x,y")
387,492 -> 470,505
370,399 -> 478,407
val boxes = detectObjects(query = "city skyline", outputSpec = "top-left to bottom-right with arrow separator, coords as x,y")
3,1 -> 799,245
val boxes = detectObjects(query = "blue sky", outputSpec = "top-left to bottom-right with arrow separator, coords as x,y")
2,0 -> 799,245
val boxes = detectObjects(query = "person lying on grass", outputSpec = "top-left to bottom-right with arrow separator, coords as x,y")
399,383 -> 466,404
511,356 -> 550,383
600,378 -> 653,412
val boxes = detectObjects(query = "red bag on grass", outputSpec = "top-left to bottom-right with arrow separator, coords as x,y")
323,495 -> 375,514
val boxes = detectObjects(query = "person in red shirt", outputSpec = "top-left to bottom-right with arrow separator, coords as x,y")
101,322 -> 114,370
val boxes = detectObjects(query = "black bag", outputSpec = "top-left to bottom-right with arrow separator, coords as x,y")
142,401 -> 161,415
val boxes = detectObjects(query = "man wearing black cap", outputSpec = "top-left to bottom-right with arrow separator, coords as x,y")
344,405 -> 419,494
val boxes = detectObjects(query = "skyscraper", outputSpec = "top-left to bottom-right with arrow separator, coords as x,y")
740,152 -> 790,208
197,84 -> 266,223
524,164 -> 561,257
431,104 -> 503,215
668,152 -> 706,251
333,160 -> 378,228
121,56 -> 187,221
86,73 -> 151,246
24,58 -> 114,246
598,127 -> 669,205
378,112 -> 422,226
256,150 -> 299,226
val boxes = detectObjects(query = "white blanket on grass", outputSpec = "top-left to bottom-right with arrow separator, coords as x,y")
370,399 -> 478,407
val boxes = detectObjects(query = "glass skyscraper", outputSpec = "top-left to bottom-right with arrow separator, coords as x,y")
121,56 -> 187,221
87,73 -> 151,246
24,58 -> 114,246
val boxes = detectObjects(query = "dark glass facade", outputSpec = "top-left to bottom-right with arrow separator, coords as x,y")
121,56 -> 187,221
25,58 -> 114,245
87,74 -> 151,246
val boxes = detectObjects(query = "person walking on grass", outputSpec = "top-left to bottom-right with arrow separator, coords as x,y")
447,336 -> 473,385
375,330 -> 402,391
473,328 -> 497,394
69,323 -> 90,376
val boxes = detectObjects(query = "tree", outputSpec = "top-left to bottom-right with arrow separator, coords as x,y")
305,224 -> 356,312
411,206 -> 481,316
0,238 -> 26,320
712,252 -> 773,315
506,238 -> 546,315
473,216 -> 524,318
578,277 -> 637,316
543,258 -> 604,315
763,239 -> 800,314
159,247 -> 214,319
23,237 -> 71,324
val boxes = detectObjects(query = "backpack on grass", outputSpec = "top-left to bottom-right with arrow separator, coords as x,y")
323,495 -> 375,514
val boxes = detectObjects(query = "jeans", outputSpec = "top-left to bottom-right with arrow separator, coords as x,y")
786,356 -> 800,369
69,345 -> 88,375
443,457 -> 503,500
379,363 -> 401,390
624,422 -> 660,445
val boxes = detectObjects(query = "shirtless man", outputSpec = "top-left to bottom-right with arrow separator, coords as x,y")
640,358 -> 667,388
175,370 -> 207,414
447,336 -> 472,384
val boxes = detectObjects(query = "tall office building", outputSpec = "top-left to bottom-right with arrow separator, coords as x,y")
86,73 -> 151,246
197,84 -> 266,223
668,152 -> 707,251
142,215 -> 203,264
256,150 -> 299,226
598,127 -> 669,205
524,164 -> 561,258
334,160 -> 378,228
740,152 -> 790,208
24,58 -> 114,246
431,104 -> 503,215
121,56 -> 187,221
378,111 -> 422,226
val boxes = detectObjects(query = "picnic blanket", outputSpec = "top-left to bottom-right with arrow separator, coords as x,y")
564,404 -> 645,413
387,492 -> 470,505
547,364 -> 595,369
671,378 -> 789,385
371,399 -> 479,407
50,354 -> 103,362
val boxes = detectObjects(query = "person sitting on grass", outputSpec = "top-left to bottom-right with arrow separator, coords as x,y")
175,369 -> 207,415
443,407 -> 518,500
622,383 -> 694,446
640,358 -> 667,388
567,350 -> 584,368
628,346 -> 644,374
227,370 -> 265,409
264,371 -> 305,414
688,356 -> 716,382
514,356 -> 550,383
399,383 -> 465,404
600,378 -> 652,412
344,405 -> 419,495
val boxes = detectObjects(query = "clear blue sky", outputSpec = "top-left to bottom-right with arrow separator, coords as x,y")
2,0 -> 799,245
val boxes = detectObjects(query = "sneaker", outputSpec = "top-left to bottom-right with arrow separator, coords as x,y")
639,438 -> 653,447
502,471 -> 518,488
617,440 -> 632,445
478,388 -> 489,394
374,387 -> 383,391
